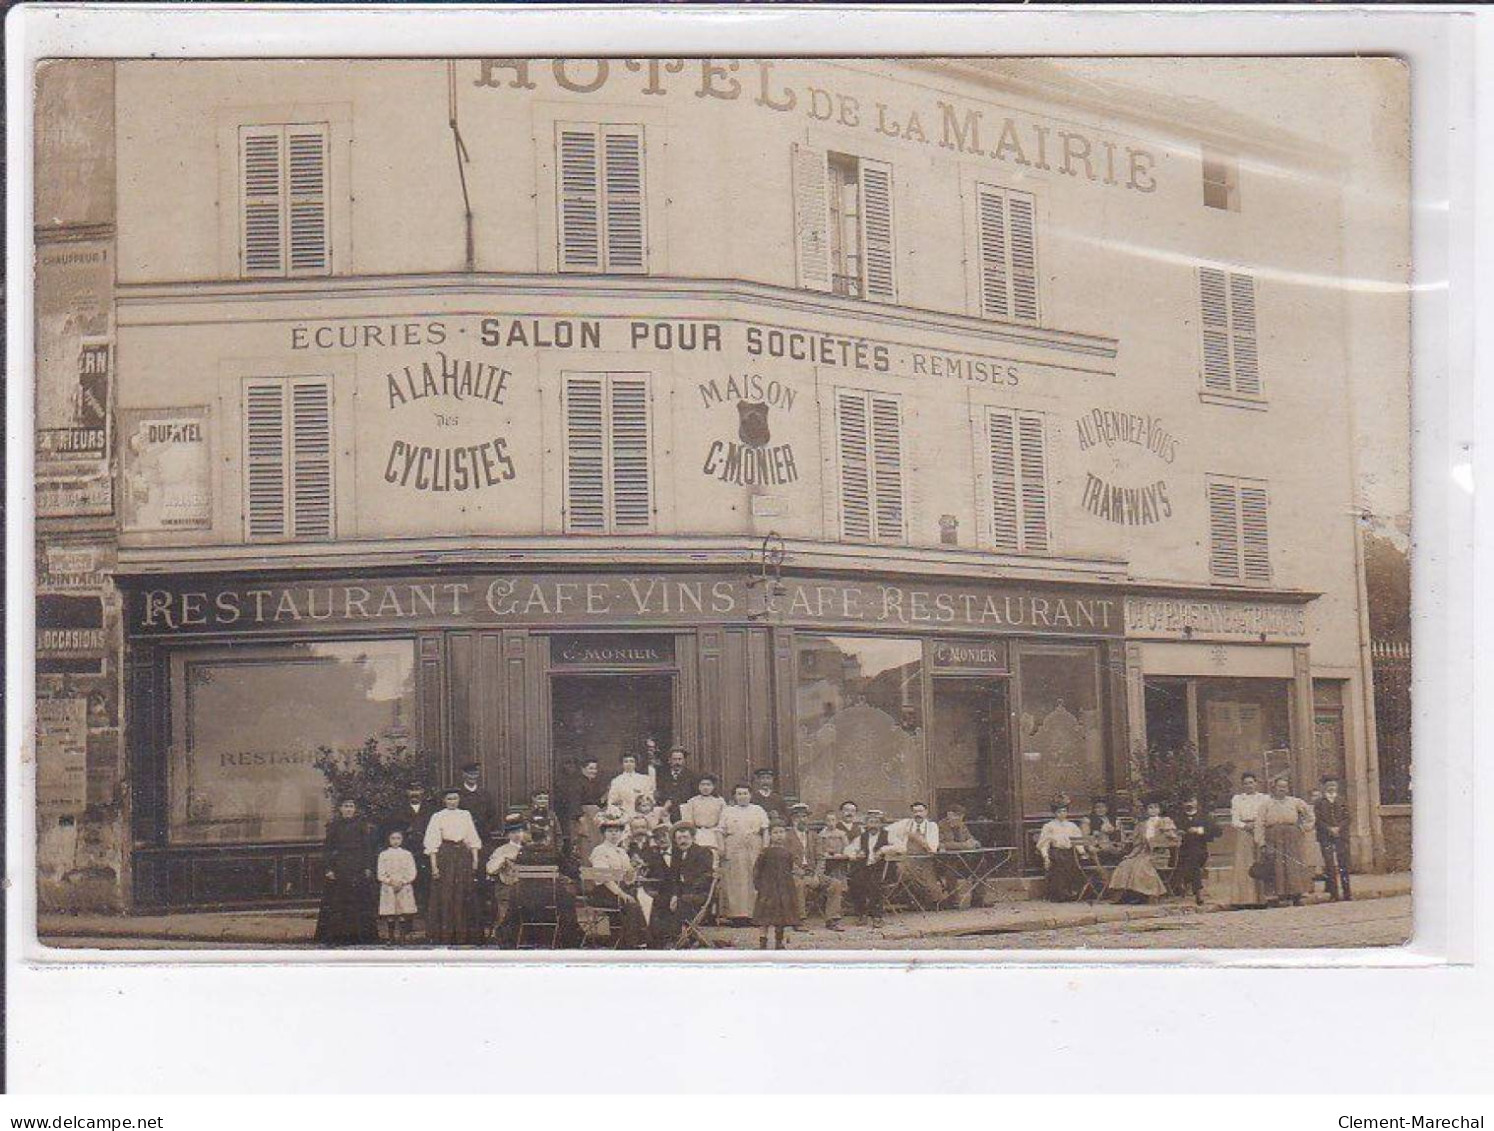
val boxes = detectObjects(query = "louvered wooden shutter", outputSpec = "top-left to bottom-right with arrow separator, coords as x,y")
240,127 -> 285,277
563,375 -> 607,532
244,377 -> 333,540
869,393 -> 904,542
792,144 -> 832,292
1239,483 -> 1271,583
286,126 -> 330,275
988,410 -> 1018,552
1207,480 -> 1242,580
977,186 -> 1011,319
1199,267 -> 1233,393
987,408 -> 1048,553
977,185 -> 1038,324
290,380 -> 333,537
836,391 -> 872,541
245,381 -> 288,538
1017,412 -> 1049,552
1008,194 -> 1039,323
602,127 -> 646,273
558,126 -> 602,272
1228,272 -> 1261,396
608,375 -> 653,530
563,374 -> 652,533
859,159 -> 896,303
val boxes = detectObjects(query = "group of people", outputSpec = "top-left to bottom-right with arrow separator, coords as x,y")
1033,773 -> 1354,909
313,743 -> 996,948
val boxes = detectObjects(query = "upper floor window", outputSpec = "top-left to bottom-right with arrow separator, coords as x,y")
1207,475 -> 1271,585
835,388 -> 904,543
562,373 -> 653,534
793,145 -> 896,303
986,407 -> 1050,554
243,376 -> 334,541
1202,148 -> 1240,211
975,183 -> 1040,324
1198,266 -> 1262,400
239,124 -> 330,278
556,123 -> 647,274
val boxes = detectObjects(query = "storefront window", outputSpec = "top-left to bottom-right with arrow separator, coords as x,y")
1015,644 -> 1105,816
1197,678 -> 1292,781
169,641 -> 416,845
794,635 -> 925,818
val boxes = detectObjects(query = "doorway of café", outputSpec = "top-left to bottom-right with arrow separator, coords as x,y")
930,676 -> 1018,853
550,672 -> 675,788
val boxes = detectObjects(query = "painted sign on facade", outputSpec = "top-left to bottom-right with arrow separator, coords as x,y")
120,408 -> 212,532
1075,407 -> 1179,526
37,696 -> 89,815
1125,595 -> 1308,642
129,572 -> 1125,639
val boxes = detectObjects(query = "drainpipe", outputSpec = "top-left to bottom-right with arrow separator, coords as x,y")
447,60 -> 474,271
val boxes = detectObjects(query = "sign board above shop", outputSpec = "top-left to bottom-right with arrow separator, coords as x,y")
126,572 -> 1124,640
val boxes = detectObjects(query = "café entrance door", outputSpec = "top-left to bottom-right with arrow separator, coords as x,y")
930,677 -> 1017,850
550,673 -> 675,779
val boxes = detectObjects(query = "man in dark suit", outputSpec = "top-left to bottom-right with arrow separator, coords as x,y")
653,746 -> 701,822
844,809 -> 893,928
457,761 -> 496,846
751,767 -> 789,824
1314,777 -> 1353,901
645,823 -> 715,947
1171,795 -> 1220,904
384,783 -> 437,916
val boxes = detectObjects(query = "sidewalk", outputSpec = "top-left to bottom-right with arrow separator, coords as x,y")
36,871 -> 1411,948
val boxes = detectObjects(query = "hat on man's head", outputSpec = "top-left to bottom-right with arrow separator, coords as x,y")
865,809 -> 885,820
788,801 -> 810,814
503,818 -> 527,834
461,762 -> 480,775
753,767 -> 775,778
673,822 -> 697,833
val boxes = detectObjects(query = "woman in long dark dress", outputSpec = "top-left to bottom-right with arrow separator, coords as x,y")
422,786 -> 484,944
314,798 -> 379,946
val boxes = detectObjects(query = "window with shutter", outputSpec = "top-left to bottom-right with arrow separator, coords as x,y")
1208,476 -> 1270,585
239,124 -> 329,278
976,183 -> 1040,324
563,373 -> 654,534
986,407 -> 1050,553
836,389 -> 904,543
1198,266 -> 1262,399
799,149 -> 897,303
243,377 -> 334,541
556,123 -> 647,274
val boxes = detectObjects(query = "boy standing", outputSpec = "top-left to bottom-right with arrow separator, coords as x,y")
1314,777 -> 1353,901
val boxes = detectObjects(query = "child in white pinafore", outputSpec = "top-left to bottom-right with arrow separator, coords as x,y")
377,829 -> 419,944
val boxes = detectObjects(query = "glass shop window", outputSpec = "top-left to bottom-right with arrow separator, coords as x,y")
794,635 -> 925,819
168,640 -> 416,845
1015,644 -> 1106,816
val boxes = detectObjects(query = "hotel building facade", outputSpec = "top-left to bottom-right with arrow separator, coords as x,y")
34,58 -> 1399,911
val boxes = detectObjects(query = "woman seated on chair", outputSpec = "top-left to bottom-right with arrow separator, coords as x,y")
587,819 -> 649,948
1108,797 -> 1176,905
1036,801 -> 1088,903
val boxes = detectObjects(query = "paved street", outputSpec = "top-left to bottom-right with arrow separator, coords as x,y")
879,894 -> 1413,951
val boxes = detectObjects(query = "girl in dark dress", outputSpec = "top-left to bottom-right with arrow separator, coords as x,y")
753,825 -> 801,949
313,798 -> 379,946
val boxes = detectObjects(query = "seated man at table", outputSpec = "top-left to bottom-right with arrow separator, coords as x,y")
646,823 -> 715,947
844,810 -> 894,928
886,801 -> 943,908
936,803 -> 984,909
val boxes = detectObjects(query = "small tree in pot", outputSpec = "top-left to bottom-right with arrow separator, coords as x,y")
1134,739 -> 1234,814
313,737 -> 437,820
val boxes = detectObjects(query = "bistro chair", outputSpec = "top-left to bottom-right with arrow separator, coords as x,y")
511,864 -> 564,949
672,869 -> 724,949
576,866 -> 629,948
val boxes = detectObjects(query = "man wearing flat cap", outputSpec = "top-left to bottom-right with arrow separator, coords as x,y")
752,767 -> 788,825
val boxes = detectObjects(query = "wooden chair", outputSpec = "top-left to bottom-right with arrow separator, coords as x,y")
672,870 -> 722,949
576,866 -> 630,948
510,864 -> 563,950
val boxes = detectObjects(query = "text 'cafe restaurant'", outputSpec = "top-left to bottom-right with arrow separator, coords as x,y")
124,567 -> 1311,909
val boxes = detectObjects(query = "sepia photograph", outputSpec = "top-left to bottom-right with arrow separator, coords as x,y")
30,52 -> 1413,955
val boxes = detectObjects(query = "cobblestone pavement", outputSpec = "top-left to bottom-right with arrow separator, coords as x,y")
866,894 -> 1413,950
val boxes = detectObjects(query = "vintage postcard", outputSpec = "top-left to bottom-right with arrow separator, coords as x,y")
30,55 -> 1411,953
